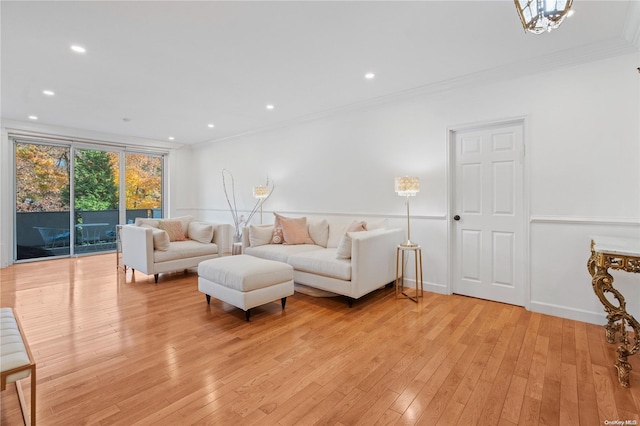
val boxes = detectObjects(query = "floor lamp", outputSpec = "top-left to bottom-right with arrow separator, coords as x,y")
252,185 -> 269,224
395,176 -> 420,247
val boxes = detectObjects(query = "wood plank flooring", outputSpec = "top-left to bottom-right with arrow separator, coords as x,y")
1,254 -> 638,425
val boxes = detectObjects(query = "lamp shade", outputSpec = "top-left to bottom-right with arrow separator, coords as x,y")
395,176 -> 420,197
514,0 -> 573,34
253,185 -> 269,199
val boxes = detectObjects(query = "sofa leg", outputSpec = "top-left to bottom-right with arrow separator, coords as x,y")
348,297 -> 354,308
245,309 -> 251,322
206,294 -> 211,305
281,297 -> 287,310
154,274 -> 159,283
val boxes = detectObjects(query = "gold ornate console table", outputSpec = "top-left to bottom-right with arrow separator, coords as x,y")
588,236 -> 640,387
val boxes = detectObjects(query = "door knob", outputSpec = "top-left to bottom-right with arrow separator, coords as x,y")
453,215 -> 461,221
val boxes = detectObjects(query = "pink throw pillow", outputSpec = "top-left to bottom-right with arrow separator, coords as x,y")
158,220 -> 186,242
346,220 -> 367,232
271,213 -> 284,244
280,216 -> 315,245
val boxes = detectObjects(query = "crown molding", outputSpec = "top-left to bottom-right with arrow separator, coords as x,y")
196,36 -> 638,148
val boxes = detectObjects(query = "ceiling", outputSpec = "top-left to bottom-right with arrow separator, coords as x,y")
2,1 -> 639,146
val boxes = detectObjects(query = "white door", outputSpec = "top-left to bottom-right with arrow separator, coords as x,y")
452,123 -> 524,306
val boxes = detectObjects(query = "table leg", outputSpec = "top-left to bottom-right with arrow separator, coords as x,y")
590,263 -> 640,387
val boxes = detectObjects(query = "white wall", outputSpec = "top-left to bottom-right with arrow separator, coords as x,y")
182,52 -> 640,325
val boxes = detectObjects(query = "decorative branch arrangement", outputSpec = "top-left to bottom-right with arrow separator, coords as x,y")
221,169 -> 274,241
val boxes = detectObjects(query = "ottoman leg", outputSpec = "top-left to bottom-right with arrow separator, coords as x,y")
205,294 -> 211,304
245,309 -> 251,322
281,297 -> 287,310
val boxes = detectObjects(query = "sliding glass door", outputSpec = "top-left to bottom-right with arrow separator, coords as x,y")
73,148 -> 119,254
14,139 -> 165,261
15,142 -> 71,259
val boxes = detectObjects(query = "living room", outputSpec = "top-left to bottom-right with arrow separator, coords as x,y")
1,1 -> 639,424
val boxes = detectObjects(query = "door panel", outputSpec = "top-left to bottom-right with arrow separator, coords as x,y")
453,123 -> 524,306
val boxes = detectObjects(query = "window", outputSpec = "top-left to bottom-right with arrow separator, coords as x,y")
13,139 -> 166,261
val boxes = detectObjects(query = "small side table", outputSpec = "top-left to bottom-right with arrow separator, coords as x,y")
395,244 -> 424,302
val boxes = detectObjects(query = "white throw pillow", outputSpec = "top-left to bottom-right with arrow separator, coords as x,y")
150,228 -> 170,251
308,219 -> 329,247
135,218 -> 160,228
336,232 -> 353,259
188,222 -> 214,244
367,219 -> 389,230
336,228 -> 386,259
249,224 -> 274,247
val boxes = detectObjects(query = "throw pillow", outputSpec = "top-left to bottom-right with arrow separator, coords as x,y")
336,228 -> 384,259
150,228 -> 170,251
367,219 -> 389,230
271,213 -> 284,244
188,222 -> 214,244
308,219 -> 329,247
158,220 -> 186,242
346,220 -> 367,232
249,224 -> 274,247
280,216 -> 314,245
135,218 -> 160,228
171,215 -> 194,239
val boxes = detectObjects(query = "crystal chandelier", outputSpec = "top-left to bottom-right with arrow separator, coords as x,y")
514,0 -> 574,34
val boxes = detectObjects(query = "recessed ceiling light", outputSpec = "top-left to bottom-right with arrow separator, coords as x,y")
168,136 -> 175,141
70,45 -> 86,54
28,115 -> 38,120
208,123 -> 215,128
365,73 -> 375,79
266,104 -> 274,110
42,90 -> 55,96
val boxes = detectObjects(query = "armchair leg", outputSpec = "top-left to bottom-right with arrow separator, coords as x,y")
245,309 -> 251,322
154,274 -> 159,283
205,294 -> 211,304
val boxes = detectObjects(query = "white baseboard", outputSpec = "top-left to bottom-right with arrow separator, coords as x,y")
400,279 -> 450,296
529,300 -> 606,325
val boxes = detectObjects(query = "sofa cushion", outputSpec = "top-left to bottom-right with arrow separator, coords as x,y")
271,213 -> 284,244
249,224 -> 274,247
158,220 -> 187,242
327,222 -> 350,248
189,222 -> 214,244
281,216 -> 314,245
367,219 -> 389,230
153,240 -> 218,263
288,248 -> 351,281
169,215 -> 194,238
244,244 -> 323,263
308,219 -> 329,247
150,228 -> 170,251
135,218 -> 160,228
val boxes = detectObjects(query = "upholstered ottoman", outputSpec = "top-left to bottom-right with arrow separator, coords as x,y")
198,255 -> 294,321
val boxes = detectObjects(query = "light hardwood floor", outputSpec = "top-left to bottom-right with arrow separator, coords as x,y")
1,254 -> 639,425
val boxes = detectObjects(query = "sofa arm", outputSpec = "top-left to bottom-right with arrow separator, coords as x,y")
121,225 -> 154,275
350,228 -> 404,298
213,223 -> 234,256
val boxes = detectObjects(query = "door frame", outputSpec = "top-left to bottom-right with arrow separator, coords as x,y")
446,116 -> 530,309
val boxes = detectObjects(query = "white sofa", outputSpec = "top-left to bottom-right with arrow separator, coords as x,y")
242,217 -> 403,306
121,215 -> 233,283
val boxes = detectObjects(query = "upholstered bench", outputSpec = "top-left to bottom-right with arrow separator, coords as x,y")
1,308 -> 36,425
198,255 -> 294,321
